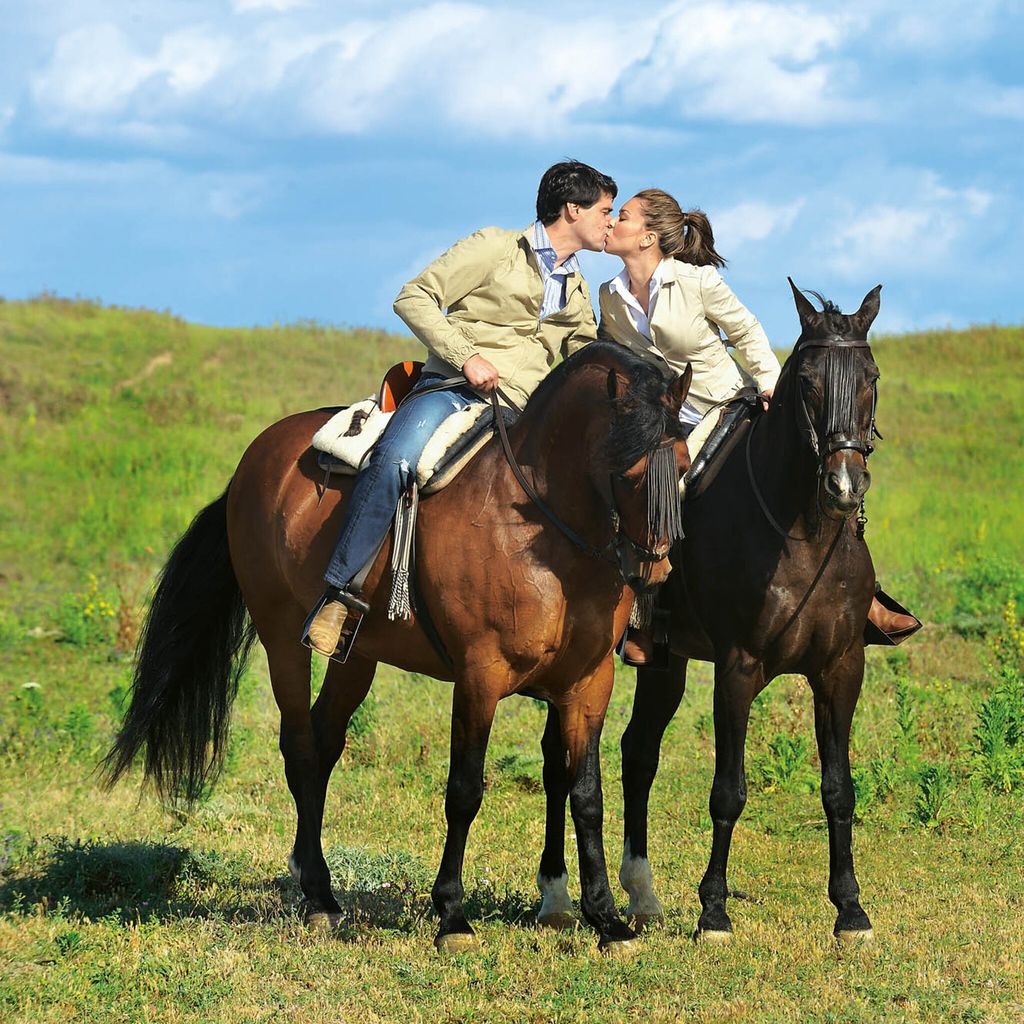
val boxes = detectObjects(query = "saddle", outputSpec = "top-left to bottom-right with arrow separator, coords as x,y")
311,361 -> 513,495
683,388 -> 761,500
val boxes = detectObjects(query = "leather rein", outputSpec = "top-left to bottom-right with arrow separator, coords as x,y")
403,376 -> 672,578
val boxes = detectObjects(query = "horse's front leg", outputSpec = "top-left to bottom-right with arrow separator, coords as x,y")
536,702 -> 576,929
810,644 -> 874,943
619,653 -> 687,930
697,649 -> 760,942
558,660 -> 637,954
431,683 -> 499,953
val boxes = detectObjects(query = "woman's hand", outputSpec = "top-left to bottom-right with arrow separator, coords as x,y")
759,387 -> 774,411
463,353 -> 500,391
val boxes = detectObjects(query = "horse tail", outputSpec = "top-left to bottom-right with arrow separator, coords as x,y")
101,485 -> 257,805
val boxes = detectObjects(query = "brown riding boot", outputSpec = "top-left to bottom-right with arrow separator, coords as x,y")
620,627 -> 655,667
303,591 -> 349,657
865,591 -> 922,645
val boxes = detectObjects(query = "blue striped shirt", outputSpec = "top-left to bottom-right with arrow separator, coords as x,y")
531,220 -> 581,322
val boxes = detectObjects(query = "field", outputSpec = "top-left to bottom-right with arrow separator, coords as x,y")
1,295 -> 1023,1023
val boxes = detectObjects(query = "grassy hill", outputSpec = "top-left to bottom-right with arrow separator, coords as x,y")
1,296 -> 1022,1022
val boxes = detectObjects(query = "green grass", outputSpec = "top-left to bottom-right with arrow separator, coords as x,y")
1,296 -> 1023,1022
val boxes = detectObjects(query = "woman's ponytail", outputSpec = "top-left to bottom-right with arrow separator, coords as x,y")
635,189 -> 726,269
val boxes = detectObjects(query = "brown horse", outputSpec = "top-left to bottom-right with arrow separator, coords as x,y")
539,282 -> 887,943
104,342 -> 691,953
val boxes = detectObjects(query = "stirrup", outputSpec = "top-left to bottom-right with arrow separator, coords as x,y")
863,587 -> 922,647
301,588 -> 371,663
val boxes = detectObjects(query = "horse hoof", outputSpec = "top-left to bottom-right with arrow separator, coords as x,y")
628,912 -> 665,934
306,912 -> 343,932
836,928 -> 874,946
694,928 -> 733,945
537,912 -> 577,931
434,932 -> 480,954
600,938 -> 639,958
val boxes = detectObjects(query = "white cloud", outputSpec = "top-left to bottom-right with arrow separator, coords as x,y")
24,1 -> 869,143
828,174 -> 994,278
713,199 -> 805,249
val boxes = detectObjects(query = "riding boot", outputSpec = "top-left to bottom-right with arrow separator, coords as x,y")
620,627 -> 655,667
864,588 -> 922,646
302,587 -> 370,658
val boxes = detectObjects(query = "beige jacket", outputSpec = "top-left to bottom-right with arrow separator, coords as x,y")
598,259 -> 780,416
393,226 -> 597,408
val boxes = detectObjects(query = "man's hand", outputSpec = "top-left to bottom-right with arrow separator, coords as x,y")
759,387 -> 774,412
463,353 -> 500,391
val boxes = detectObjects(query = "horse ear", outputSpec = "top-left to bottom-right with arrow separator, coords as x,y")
788,276 -> 819,329
852,284 -> 882,337
669,363 -> 693,409
606,368 -> 624,400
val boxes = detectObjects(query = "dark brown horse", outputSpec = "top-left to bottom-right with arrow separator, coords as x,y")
539,282 -> 886,944
104,342 -> 691,953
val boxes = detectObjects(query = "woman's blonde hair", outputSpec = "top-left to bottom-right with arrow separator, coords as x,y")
634,188 -> 726,268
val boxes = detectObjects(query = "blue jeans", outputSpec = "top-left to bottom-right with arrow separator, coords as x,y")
324,374 -> 485,589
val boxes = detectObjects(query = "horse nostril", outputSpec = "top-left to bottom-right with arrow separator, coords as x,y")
825,471 -> 843,496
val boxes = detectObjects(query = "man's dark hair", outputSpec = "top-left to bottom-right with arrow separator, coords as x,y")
536,160 -> 617,226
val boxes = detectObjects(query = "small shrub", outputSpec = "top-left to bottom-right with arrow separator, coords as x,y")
894,678 -> 921,773
754,733 -> 817,793
55,574 -> 117,646
914,764 -> 954,829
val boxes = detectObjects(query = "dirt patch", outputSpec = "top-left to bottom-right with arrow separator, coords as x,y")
116,351 -> 173,392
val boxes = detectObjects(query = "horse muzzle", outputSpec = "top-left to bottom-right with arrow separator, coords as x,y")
821,453 -> 871,518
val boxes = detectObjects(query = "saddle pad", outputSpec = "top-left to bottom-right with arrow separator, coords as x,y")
314,401 -> 513,494
311,398 -> 389,470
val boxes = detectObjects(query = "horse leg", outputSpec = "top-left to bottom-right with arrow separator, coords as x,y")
696,651 -> 760,942
431,686 -> 499,952
810,646 -> 874,943
619,654 -> 687,930
536,702 -> 576,930
287,654 -> 376,892
260,631 -> 341,922
558,661 -> 637,954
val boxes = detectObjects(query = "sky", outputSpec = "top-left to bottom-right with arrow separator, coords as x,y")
1,0 -> 1022,345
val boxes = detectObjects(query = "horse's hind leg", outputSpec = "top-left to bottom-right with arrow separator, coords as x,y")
697,649 -> 760,943
619,654 -> 687,930
811,646 -> 873,943
536,702 -> 575,929
288,654 -> 376,894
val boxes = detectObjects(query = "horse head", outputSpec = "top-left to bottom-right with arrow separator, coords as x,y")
787,279 -> 882,520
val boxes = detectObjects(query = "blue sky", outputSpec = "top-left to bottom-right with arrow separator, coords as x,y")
1,0 -> 1022,345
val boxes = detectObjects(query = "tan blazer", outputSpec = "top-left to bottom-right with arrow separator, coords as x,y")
393,226 -> 597,408
598,260 -> 780,416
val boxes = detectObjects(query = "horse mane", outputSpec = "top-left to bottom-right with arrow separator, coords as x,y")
803,291 -> 854,338
526,341 -> 685,473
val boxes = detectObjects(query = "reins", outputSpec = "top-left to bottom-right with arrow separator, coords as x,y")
399,373 -> 673,576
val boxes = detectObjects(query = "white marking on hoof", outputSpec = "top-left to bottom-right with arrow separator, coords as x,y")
306,912 -> 343,932
618,843 -> 665,922
695,929 -> 733,945
537,872 -> 575,928
287,852 -> 301,882
434,932 -> 480,954
601,938 -> 639,958
836,928 -> 875,946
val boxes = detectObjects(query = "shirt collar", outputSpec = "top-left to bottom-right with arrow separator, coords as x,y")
531,220 -> 580,276
608,259 -> 668,315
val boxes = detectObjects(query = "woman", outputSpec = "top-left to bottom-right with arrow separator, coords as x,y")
599,188 -> 919,663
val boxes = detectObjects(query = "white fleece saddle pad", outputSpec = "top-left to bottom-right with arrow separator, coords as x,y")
312,399 -> 500,494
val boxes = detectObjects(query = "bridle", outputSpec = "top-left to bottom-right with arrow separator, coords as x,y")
794,334 -> 881,462
396,373 -> 681,582
490,389 -> 680,582
747,333 -> 881,542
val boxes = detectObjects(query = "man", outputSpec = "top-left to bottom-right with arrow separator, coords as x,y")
303,160 -> 617,657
